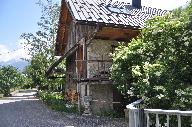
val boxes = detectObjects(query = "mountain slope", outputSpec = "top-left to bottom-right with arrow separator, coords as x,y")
0,60 -> 29,71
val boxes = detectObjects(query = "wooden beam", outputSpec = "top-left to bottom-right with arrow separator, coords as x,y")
46,43 -> 79,77
95,27 -> 139,41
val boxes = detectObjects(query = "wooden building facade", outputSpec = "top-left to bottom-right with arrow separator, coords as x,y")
46,0 -> 168,114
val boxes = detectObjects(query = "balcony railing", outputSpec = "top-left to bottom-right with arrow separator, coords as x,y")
74,59 -> 112,81
125,99 -> 192,127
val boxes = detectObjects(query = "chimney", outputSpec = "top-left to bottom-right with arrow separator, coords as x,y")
132,0 -> 141,8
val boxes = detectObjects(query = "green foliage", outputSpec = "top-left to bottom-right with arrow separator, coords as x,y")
111,0 -> 192,113
39,91 -> 78,113
0,65 -> 24,96
21,0 -> 65,91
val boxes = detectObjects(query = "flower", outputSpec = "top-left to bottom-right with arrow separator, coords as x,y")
156,94 -> 164,99
155,71 -> 161,76
184,41 -> 189,46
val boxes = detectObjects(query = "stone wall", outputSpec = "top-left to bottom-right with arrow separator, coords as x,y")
87,39 -> 117,78
89,83 -> 113,114
79,81 -> 114,114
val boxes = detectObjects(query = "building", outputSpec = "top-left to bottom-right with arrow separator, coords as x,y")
46,0 -> 168,114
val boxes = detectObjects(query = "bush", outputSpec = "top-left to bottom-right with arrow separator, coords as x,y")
39,91 -> 78,113
111,2 -> 192,126
0,65 -> 24,96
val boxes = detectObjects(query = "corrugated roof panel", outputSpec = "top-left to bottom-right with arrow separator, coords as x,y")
81,0 -> 99,22
91,0 -> 111,23
67,0 -> 81,20
99,6 -> 121,24
93,0 -> 118,24
72,0 -> 88,21
67,0 -> 169,27
87,0 -> 109,23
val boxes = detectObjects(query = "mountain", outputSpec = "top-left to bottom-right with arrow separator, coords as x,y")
0,59 -> 29,71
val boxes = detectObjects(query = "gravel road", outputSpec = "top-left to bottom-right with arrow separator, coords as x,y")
0,90 -> 128,127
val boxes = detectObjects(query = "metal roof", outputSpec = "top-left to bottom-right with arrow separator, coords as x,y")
66,0 -> 169,28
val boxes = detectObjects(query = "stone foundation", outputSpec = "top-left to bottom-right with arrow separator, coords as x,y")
89,83 -> 113,114
79,81 -> 114,114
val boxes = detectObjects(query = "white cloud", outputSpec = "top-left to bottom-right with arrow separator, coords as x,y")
0,45 -> 10,55
0,39 -> 31,62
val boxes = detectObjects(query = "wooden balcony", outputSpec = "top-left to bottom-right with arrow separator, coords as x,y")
68,59 -> 112,82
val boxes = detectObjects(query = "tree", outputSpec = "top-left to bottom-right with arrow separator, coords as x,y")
21,0 -> 65,91
111,1 -> 192,111
0,65 -> 23,96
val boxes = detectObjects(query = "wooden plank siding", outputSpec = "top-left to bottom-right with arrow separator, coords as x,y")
55,0 -> 72,56
76,45 -> 84,78
65,24 -> 98,54
95,27 -> 139,41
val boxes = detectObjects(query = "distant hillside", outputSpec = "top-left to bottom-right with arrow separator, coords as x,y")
0,59 -> 29,71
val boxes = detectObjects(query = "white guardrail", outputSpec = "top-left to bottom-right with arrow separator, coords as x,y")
126,99 -> 192,127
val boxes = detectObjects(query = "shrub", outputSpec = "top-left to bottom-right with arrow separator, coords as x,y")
111,1 -> 192,111
39,91 -> 78,113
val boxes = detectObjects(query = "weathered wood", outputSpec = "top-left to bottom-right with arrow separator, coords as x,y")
56,18 -> 139,56
76,45 -> 84,78
65,24 -> 98,53
55,0 -> 72,55
46,43 -> 79,77
95,27 -> 139,41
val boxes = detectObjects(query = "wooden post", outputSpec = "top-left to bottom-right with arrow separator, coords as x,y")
85,84 -> 87,96
77,83 -> 81,114
84,38 -> 87,78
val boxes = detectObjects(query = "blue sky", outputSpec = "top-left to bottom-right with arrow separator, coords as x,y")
0,0 -> 42,62
0,0 -> 189,62
0,0 -> 41,48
